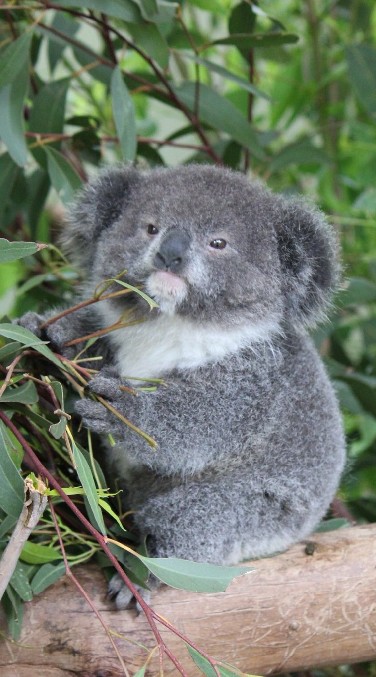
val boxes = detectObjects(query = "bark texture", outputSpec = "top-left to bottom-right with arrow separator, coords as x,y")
0,524 -> 375,676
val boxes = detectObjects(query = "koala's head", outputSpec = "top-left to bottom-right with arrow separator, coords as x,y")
64,164 -> 340,330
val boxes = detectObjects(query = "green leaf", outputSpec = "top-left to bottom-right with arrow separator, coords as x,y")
315,518 -> 350,533
20,541 -> 63,565
0,154 -> 19,218
72,439 -> 107,535
0,323 -> 63,369
44,146 -> 82,204
0,380 -> 38,405
340,278 -> 376,306
346,44 -> 376,116
269,139 -> 330,172
0,68 -> 29,166
10,562 -> 33,602
111,67 -> 137,162
187,647 -> 218,677
181,53 -> 269,99
31,561 -> 66,595
49,417 -> 67,439
0,238 -> 43,263
174,82 -> 265,159
138,555 -> 253,592
128,23 -> 169,69
2,587 -> 24,640
0,421 -> 24,518
0,33 -> 32,89
29,79 -> 70,167
57,0 -> 142,22
0,514 -> 17,539
113,279 -> 159,309
208,32 -> 299,49
133,666 -> 146,677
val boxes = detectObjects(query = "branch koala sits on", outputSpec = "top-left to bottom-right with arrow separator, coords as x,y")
19,164 -> 345,607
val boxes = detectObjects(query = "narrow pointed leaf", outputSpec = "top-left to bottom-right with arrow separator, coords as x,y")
0,421 -> 24,518
0,238 -> 43,263
31,562 -> 66,595
111,67 -> 137,162
20,541 -> 63,564
174,82 -> 265,158
44,147 -> 82,204
0,323 -> 63,369
208,32 -> 299,49
0,380 -> 38,404
72,440 -> 107,535
0,69 -> 29,166
0,33 -> 32,88
138,555 -> 253,592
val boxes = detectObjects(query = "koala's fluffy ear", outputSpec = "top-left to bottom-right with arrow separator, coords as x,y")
61,166 -> 140,268
275,197 -> 340,328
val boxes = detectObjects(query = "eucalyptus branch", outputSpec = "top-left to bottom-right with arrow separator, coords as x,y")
0,410 -> 222,676
0,477 -> 48,601
49,500 -> 130,677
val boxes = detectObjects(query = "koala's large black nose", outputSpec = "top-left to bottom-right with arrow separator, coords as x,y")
153,229 -> 191,274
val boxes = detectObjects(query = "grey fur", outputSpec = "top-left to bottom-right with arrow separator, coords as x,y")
18,164 -> 345,603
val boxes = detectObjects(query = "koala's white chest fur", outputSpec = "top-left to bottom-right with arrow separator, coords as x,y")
99,302 -> 279,379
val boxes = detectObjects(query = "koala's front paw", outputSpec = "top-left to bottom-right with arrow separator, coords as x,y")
108,573 -> 152,612
15,311 -> 44,338
87,366 -> 125,400
75,398 -> 123,435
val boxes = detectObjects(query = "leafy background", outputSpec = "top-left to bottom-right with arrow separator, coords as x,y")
0,1 -> 376,675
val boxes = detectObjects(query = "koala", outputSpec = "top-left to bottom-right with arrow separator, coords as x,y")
19,164 -> 345,606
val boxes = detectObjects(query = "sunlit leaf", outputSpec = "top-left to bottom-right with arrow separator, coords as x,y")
10,562 -> 33,602
20,541 -> 63,565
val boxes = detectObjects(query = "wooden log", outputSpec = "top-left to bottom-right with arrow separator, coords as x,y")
1,524 -> 376,676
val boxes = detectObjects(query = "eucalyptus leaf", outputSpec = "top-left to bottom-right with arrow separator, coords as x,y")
181,53 -> 269,99
174,82 -> 265,158
128,23 -> 169,69
31,561 -> 66,595
72,440 -> 107,535
0,421 -> 24,518
208,32 -> 299,49
346,44 -> 376,116
138,555 -> 253,592
111,67 -> 137,162
10,562 -> 33,602
0,323 -> 63,369
0,380 -> 38,405
0,33 -> 32,89
0,69 -> 29,166
44,147 -> 82,205
57,0 -> 142,22
0,238 -> 43,264
20,541 -> 63,565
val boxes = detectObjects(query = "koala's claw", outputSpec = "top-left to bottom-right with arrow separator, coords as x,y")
108,573 -> 151,612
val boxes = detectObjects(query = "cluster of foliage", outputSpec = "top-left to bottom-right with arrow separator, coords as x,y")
0,0 -> 376,675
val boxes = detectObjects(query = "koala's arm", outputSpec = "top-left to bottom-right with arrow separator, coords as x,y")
75,364 -> 251,475
16,307 -> 100,361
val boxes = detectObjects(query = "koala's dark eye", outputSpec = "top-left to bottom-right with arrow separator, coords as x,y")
147,224 -> 159,235
209,238 -> 227,250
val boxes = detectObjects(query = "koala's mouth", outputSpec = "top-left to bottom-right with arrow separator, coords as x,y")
145,270 -> 188,310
